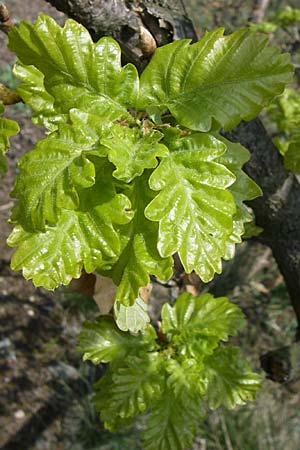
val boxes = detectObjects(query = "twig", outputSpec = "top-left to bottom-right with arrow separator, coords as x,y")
0,83 -> 21,105
0,3 -> 13,34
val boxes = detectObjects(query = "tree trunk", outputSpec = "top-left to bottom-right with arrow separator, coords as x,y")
46,0 -> 300,335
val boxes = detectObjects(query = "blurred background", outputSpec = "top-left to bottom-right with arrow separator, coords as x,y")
0,1 -> 299,449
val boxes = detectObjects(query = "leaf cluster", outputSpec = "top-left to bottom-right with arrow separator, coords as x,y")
79,293 -> 262,450
5,15 -> 292,318
266,87 -> 300,173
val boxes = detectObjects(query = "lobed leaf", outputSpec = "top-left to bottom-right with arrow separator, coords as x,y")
9,15 -> 138,121
114,297 -> 150,333
13,63 -> 66,131
102,174 -> 173,306
95,354 -> 162,431
143,384 -> 203,450
162,292 -> 245,358
138,28 -> 293,131
8,175 -> 133,288
205,346 -> 262,409
145,131 -> 236,282
216,135 -> 262,259
100,124 -> 169,182
10,124 -> 103,231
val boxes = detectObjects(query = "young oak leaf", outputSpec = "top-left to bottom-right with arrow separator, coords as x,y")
162,292 -> 245,339
100,124 -> 169,182
145,131 -> 236,282
143,382 -> 203,450
95,354 -> 162,431
114,297 -> 150,333
7,173 -> 133,289
162,292 -> 245,358
138,28 -> 293,131
9,15 -> 138,119
215,135 -> 262,259
101,174 -> 173,306
0,103 -> 19,174
78,316 -> 156,365
10,123 -> 100,231
13,63 -> 67,131
204,346 -> 262,409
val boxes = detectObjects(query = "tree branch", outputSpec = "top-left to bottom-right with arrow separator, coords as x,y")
225,120 -> 300,334
45,0 -> 197,71
0,83 -> 21,105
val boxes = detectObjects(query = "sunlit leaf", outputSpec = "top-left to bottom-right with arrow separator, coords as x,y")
9,14 -> 138,120
8,175 -> 133,288
145,131 -> 236,282
102,174 -> 173,306
10,124 -> 101,231
216,135 -> 262,259
138,28 -> 293,131
100,124 -> 168,182
114,297 -> 150,333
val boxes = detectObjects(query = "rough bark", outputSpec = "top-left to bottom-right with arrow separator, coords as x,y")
45,0 -> 197,70
226,121 -> 300,334
45,0 -> 300,334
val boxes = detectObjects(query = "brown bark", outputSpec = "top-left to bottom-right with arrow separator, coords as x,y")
225,120 -> 300,335
45,0 -> 197,71
45,0 -> 300,334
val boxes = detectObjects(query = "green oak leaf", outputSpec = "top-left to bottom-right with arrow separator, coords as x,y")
10,124 -> 103,231
100,124 -> 169,182
114,297 -> 150,333
205,346 -> 262,409
102,174 -> 173,306
95,354 -> 162,431
284,142 -> 300,173
0,103 -> 19,174
162,292 -> 245,338
79,317 -> 156,365
9,14 -> 138,120
143,383 -> 203,450
162,292 -> 245,357
145,131 -> 236,282
216,135 -> 262,259
138,28 -> 293,131
7,174 -> 133,288
13,62 -> 66,131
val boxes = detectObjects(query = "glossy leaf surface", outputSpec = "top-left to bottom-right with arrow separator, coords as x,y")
138,29 -> 293,131
13,63 -> 66,131
8,177 -> 133,288
100,124 -> 168,182
79,317 -> 156,365
205,346 -> 262,409
10,124 -> 100,230
114,297 -> 150,333
103,175 -> 173,306
9,14 -> 138,120
143,384 -> 202,450
216,135 -> 262,259
145,131 -> 236,282
95,355 -> 162,430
